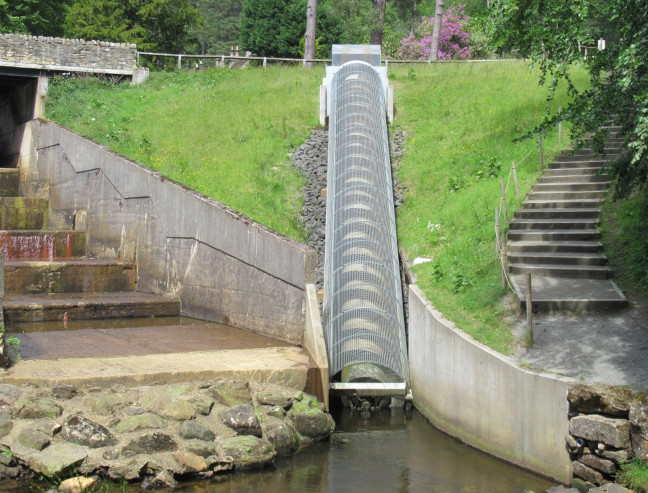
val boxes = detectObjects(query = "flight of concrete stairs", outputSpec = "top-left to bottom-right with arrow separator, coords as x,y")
507,126 -> 628,311
0,167 -> 180,327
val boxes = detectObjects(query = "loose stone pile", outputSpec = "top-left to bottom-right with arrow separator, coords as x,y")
0,379 -> 334,488
291,127 -> 407,292
567,383 -> 648,488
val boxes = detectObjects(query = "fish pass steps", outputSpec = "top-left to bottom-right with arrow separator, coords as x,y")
0,230 -> 86,260
0,198 -> 48,229
2,291 -> 181,323
3,259 -> 136,294
0,168 -> 19,197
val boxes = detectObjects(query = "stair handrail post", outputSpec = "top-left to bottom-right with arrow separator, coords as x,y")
511,160 -> 519,196
501,230 -> 507,290
495,206 -> 500,255
525,273 -> 534,347
538,134 -> 544,169
558,106 -> 562,143
500,178 -> 508,222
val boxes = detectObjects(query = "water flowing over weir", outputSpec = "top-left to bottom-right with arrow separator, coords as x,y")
322,46 -> 409,404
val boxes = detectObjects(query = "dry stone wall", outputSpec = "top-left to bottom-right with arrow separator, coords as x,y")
567,383 -> 648,487
0,34 -> 136,75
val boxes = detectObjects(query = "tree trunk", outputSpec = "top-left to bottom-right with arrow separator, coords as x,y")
304,0 -> 317,68
370,0 -> 386,46
429,0 -> 444,61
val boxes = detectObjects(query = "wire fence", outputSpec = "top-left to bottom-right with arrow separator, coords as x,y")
136,50 -> 522,71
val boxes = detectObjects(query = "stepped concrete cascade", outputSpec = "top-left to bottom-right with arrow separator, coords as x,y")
507,126 -> 627,311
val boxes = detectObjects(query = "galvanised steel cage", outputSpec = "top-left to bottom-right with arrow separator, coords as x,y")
323,61 -> 409,385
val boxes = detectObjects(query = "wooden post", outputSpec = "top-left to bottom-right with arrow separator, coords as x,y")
538,135 -> 544,169
511,161 -> 519,196
263,57 -> 267,68
500,178 -> 508,222
525,273 -> 533,347
501,231 -> 507,290
495,206 -> 500,255
177,55 -> 182,69
558,107 -> 562,143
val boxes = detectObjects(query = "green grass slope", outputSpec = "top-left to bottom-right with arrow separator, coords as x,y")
47,68 -> 323,241
46,62 -> 587,353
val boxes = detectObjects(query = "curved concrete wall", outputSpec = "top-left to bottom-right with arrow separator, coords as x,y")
18,119 -> 317,344
408,284 -> 573,483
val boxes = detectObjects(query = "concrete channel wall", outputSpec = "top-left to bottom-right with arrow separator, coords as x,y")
408,285 -> 573,483
18,119 -> 318,345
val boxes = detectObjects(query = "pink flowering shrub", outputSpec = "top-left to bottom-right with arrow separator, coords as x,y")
397,5 -> 472,60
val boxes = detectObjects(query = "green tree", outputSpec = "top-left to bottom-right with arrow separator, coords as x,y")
65,0 -> 202,52
189,0 -> 242,54
0,1 -> 26,33
240,0 -> 341,58
0,0 -> 73,36
489,0 -> 648,211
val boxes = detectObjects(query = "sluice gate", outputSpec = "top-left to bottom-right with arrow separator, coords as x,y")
322,46 -> 409,407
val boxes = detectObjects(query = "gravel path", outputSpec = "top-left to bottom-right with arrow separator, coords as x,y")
513,294 -> 648,389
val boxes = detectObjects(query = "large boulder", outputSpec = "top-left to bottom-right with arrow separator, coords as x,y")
220,404 -> 262,437
122,432 -> 178,457
287,395 -> 335,441
179,421 -> 215,442
261,417 -> 299,456
115,413 -> 166,433
568,383 -> 636,417
61,415 -> 117,449
569,415 -> 630,449
218,435 -> 276,470
629,401 -> 648,460
28,443 -> 87,477
211,379 -> 252,407
16,398 -> 61,419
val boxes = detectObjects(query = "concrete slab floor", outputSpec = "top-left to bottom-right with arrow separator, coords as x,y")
514,294 -> 648,389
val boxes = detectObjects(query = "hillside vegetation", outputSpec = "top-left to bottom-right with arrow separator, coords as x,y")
47,62 -> 588,353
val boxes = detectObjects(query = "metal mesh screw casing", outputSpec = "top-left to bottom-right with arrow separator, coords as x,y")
323,61 -> 409,383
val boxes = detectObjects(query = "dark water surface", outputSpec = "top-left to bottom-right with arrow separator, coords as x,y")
0,409 -> 555,493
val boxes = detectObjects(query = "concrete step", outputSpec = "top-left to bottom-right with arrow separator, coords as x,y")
514,208 -> 600,220
0,346 -> 312,389
3,259 -> 136,295
532,182 -> 610,192
573,147 -> 622,154
0,168 -> 19,197
0,230 -> 86,260
2,291 -> 181,323
523,199 -> 604,209
4,317 -> 291,359
537,174 -> 608,183
507,240 -> 603,254
551,158 -> 607,166
509,263 -> 611,279
527,190 -> 606,200
509,218 -> 599,230
543,167 -> 606,176
510,275 -> 627,312
0,198 -> 48,229
507,229 -> 601,241
508,252 -> 608,266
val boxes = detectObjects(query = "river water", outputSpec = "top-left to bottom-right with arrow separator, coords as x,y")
0,408 -> 554,493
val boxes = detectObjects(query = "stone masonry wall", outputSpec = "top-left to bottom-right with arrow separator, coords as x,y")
567,382 -> 648,488
0,34 -> 136,75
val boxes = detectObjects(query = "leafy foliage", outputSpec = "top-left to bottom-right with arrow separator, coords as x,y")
0,0 -> 73,36
489,0 -> 648,212
64,0 -> 202,51
189,0 -> 242,54
397,5 -> 472,60
240,0 -> 341,58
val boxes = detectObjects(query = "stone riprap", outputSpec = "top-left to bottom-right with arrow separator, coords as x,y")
0,379 -> 334,486
0,34 -> 136,75
567,382 -> 648,487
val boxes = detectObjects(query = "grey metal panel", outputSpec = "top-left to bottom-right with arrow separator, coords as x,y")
323,61 -> 408,384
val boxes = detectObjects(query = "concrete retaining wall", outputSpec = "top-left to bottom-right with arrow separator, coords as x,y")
408,284 -> 573,483
19,119 -> 317,344
0,34 -> 136,75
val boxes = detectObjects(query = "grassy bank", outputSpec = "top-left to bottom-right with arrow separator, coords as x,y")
47,62 -> 588,354
47,67 -> 322,241
391,62 -> 587,353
